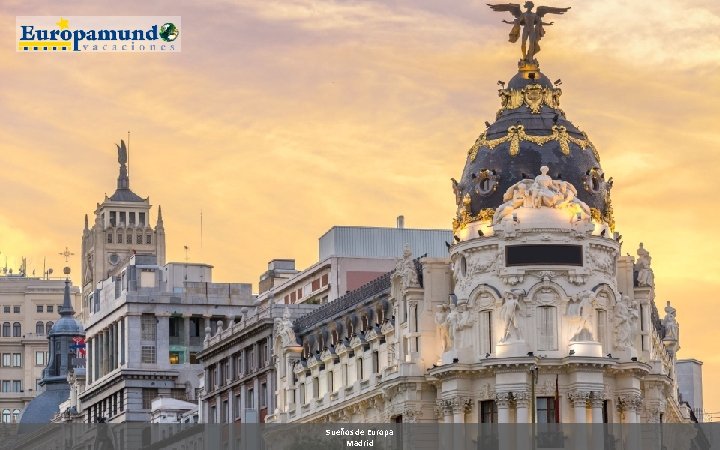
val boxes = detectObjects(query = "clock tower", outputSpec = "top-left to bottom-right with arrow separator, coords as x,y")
80,139 -> 166,321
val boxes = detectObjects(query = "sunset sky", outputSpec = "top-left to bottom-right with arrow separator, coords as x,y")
1,0 -> 719,415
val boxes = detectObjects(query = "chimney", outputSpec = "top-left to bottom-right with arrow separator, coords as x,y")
396,215 -> 405,229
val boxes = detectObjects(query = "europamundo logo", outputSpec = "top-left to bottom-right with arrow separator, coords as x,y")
16,16 -> 181,52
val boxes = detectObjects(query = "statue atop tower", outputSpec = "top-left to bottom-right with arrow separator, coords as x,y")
488,2 -> 571,64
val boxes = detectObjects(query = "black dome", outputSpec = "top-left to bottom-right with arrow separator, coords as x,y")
456,66 -> 612,221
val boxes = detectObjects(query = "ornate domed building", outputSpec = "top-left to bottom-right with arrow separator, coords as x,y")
269,6 -> 703,449
19,270 -> 85,428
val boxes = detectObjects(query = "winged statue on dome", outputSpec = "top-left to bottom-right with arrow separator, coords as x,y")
488,2 -> 571,63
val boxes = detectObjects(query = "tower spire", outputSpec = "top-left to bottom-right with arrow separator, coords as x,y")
157,205 -> 164,230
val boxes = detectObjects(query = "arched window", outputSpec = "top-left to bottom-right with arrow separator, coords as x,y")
36,321 -> 44,336
46,321 -> 54,336
537,306 -> 557,351
12,322 -> 21,337
2,322 -> 9,337
11,409 -> 19,423
1,409 -> 9,424
480,177 -> 490,192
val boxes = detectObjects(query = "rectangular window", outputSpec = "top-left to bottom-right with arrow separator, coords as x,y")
126,233 -> 132,244
260,382 -> 267,407
129,212 -> 136,225
136,234 -> 143,245
12,354 -> 21,367
117,233 -> 123,244
141,315 -> 157,340
480,310 -> 493,356
36,305 -> 43,313
235,395 -> 242,419
107,233 -> 113,244
328,370 -> 335,393
299,384 -> 305,405
537,397 -> 558,424
2,306 -> 9,314
35,351 -> 44,365
12,380 -> 21,392
321,274 -> 329,286
169,317 -> 181,338
537,307 -> 557,351
169,351 -> 183,365
13,306 -> 19,314
119,211 -> 126,225
372,351 -> 379,374
312,377 -> 319,399
246,388 -> 254,409
141,346 -> 156,364
139,212 -> 146,226
109,211 -> 116,226
221,400 -> 228,422
189,352 -> 198,364
343,363 -> 349,385
146,234 -> 152,244
142,388 -> 158,409
259,340 -> 267,367
597,310 -> 607,350
480,400 -> 498,423
357,357 -> 364,381
1,381 -> 9,392
246,347 -> 255,373
47,305 -> 53,313
189,317 -> 201,337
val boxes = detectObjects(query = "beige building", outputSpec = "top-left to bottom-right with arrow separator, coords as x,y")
0,274 -> 80,423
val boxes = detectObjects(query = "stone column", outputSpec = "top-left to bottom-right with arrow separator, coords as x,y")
515,391 -> 529,423
86,337 -> 93,385
98,330 -> 105,377
496,392 -> 512,450
569,390 -> 590,450
569,390 -> 589,423
452,398 -> 471,450
590,392 -> 605,450
118,319 -> 125,367
514,391 -> 531,450
126,314 -> 141,366
109,323 -> 115,372
156,313 -> 171,368
618,393 -> 642,449
183,314 -> 192,363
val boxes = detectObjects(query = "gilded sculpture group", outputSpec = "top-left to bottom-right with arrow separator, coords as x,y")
494,166 -> 591,224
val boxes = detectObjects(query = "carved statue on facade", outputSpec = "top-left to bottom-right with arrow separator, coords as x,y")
393,244 -> 420,292
500,291 -> 521,342
435,304 -> 451,352
275,307 -> 297,347
446,302 -> 460,348
567,290 -> 596,341
663,301 -> 679,341
614,295 -> 637,350
635,243 -> 655,287
488,2 -> 571,63
494,166 -> 590,224
116,139 -> 128,165
451,178 -> 462,209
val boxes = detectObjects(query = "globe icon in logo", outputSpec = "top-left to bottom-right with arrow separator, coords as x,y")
159,23 -> 179,42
